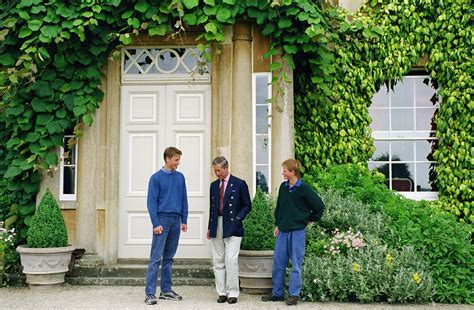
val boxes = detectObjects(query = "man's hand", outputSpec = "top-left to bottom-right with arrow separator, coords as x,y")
153,226 -> 163,235
181,224 -> 188,232
273,226 -> 279,237
207,229 -> 211,240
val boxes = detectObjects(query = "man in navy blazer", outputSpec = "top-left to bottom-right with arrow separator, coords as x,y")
207,156 -> 251,304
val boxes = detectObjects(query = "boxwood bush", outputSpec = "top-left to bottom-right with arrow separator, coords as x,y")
27,189 -> 67,248
241,187 -> 275,251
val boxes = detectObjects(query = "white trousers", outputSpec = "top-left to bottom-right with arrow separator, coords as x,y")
210,216 -> 242,298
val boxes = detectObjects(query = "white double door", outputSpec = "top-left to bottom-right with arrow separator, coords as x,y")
119,84 -> 211,258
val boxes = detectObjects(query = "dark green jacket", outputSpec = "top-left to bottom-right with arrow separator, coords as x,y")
275,181 -> 324,232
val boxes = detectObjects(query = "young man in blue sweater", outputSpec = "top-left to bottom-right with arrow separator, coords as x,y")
262,158 -> 324,306
145,147 -> 188,305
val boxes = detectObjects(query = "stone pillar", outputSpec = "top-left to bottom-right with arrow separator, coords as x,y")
75,108 -> 100,253
271,53 -> 294,194
231,22 -> 253,189
211,26 -> 233,166
103,56 -> 121,264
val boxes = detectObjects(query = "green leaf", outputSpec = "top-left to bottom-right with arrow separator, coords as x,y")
270,62 -> 282,71
0,29 -> 9,41
223,0 -> 236,4
278,18 -> 292,28
182,0 -> 199,9
205,22 -> 218,34
4,166 -> 22,178
36,113 -> 54,125
135,1 -> 148,13
19,26 -> 33,38
204,0 -> 215,4
46,121 -> 63,134
32,81 -> 53,97
216,7 -> 231,22
28,19 -> 43,31
83,114 -> 93,126
283,44 -> 297,54
3,17 -> 17,28
121,10 -> 134,19
119,33 -> 133,45
40,25 -> 60,39
25,132 -> 40,142
148,24 -> 167,36
45,152 -> 58,166
0,53 -> 15,66
183,14 -> 197,25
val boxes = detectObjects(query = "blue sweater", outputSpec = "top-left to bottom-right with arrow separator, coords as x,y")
147,168 -> 188,228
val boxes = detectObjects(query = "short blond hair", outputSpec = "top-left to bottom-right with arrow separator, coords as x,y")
282,158 -> 301,178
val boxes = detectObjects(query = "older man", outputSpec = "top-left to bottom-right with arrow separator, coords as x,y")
207,156 -> 252,304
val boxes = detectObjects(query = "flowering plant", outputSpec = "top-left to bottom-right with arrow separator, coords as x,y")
325,228 -> 366,255
0,222 -> 15,252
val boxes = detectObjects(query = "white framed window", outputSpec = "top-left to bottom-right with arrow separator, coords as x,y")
368,74 -> 439,200
253,73 -> 272,194
60,135 -> 78,201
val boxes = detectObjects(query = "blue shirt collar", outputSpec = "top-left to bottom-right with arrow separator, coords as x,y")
285,179 -> 302,192
160,167 -> 176,174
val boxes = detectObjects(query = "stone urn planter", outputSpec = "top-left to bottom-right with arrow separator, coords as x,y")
238,249 -> 274,294
17,245 -> 75,287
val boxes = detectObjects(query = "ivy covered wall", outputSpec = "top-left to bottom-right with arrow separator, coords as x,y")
294,0 -> 473,223
0,0 -> 472,244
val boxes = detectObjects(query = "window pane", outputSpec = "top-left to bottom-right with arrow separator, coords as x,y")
371,85 -> 389,108
369,108 -> 389,131
256,166 -> 269,193
63,167 -> 76,195
416,108 -> 437,131
391,109 -> 414,131
416,140 -> 435,161
371,141 -> 389,161
256,106 -> 269,134
416,163 -> 437,192
63,139 -> 76,165
392,79 -> 414,107
391,141 -> 414,161
256,135 -> 269,165
256,75 -> 269,105
415,77 -> 438,107
391,163 -> 414,191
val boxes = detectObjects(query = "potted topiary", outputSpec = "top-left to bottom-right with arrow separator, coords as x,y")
16,189 -> 74,287
239,188 -> 275,293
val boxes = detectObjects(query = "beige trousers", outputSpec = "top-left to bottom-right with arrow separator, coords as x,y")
210,216 -> 242,298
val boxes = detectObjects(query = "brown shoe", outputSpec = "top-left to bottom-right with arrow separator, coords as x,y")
227,297 -> 237,304
285,296 -> 298,305
217,295 -> 227,303
261,294 -> 285,302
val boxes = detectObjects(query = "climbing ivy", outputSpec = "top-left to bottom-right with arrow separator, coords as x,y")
294,0 -> 473,224
0,0 -> 472,244
0,0 -> 333,238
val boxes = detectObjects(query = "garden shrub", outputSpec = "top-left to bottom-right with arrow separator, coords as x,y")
383,200 -> 474,304
241,187 -> 275,251
27,189 -> 67,248
303,244 -> 435,303
303,163 -> 473,304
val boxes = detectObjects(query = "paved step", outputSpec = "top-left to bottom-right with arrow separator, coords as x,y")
66,257 -> 215,287
65,276 -> 215,287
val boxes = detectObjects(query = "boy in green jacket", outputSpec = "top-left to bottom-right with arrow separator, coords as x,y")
261,159 -> 324,306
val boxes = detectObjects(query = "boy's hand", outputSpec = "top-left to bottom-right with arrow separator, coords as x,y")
153,226 -> 164,235
273,227 -> 279,237
207,230 -> 211,240
181,224 -> 188,232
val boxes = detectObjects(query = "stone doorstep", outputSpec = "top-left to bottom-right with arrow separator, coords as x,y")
66,257 -> 215,286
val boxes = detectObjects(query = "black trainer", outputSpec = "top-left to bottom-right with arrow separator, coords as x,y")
145,294 -> 157,305
159,290 -> 183,301
261,294 -> 285,302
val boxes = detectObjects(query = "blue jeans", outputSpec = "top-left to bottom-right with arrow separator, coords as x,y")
271,228 -> 306,298
145,215 -> 181,295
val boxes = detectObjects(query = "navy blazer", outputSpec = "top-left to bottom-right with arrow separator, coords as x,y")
208,175 -> 252,238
